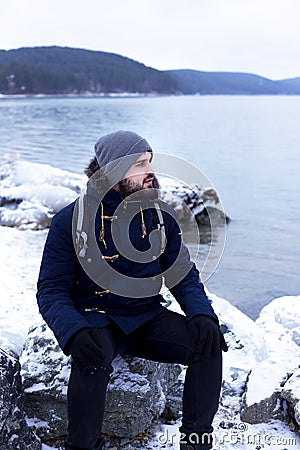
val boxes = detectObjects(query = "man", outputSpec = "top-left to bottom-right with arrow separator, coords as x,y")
37,130 -> 227,450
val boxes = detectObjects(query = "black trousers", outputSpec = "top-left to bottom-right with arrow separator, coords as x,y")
66,309 -> 222,450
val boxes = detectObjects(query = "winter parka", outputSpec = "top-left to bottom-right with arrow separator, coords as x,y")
37,188 -> 218,353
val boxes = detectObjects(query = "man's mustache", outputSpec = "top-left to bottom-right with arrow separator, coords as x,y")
143,173 -> 154,182
143,174 -> 161,188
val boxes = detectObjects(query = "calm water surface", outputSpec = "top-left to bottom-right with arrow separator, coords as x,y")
1,95 -> 299,318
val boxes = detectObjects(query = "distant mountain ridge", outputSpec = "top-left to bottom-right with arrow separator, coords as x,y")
168,69 -> 300,95
0,46 -> 299,95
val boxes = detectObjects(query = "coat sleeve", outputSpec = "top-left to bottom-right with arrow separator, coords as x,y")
160,206 -> 218,323
37,205 -> 92,353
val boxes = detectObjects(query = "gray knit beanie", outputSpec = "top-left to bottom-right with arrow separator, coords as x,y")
94,130 -> 153,186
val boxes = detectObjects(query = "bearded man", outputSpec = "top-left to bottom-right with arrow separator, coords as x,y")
37,130 -> 227,450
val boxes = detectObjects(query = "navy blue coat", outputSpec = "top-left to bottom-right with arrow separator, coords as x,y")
37,189 -> 218,353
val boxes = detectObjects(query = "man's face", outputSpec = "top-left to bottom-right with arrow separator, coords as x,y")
118,152 -> 155,196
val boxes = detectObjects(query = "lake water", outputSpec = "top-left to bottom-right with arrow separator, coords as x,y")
0,95 -> 299,318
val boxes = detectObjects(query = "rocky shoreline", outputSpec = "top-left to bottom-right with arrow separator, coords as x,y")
0,156 -> 229,231
1,292 -> 299,449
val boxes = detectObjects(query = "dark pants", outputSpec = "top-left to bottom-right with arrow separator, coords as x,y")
66,309 -> 222,450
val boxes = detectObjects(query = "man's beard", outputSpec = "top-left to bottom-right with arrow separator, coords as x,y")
118,174 -> 160,199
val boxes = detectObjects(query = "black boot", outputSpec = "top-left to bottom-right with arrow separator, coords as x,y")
179,433 -> 212,450
65,436 -> 105,450
180,444 -> 211,450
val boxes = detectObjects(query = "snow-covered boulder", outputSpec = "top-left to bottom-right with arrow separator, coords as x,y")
0,200 -> 51,230
0,156 -> 85,230
0,347 -> 41,450
159,178 -> 229,226
20,322 -> 70,440
240,295 -> 300,424
208,293 -> 267,416
166,290 -> 268,420
20,322 -> 182,444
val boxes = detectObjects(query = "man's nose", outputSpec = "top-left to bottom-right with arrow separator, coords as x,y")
146,161 -> 154,173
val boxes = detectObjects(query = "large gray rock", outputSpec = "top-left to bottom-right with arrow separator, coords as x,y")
102,355 -> 182,437
0,347 -> 41,450
20,322 -> 183,444
160,181 -> 230,228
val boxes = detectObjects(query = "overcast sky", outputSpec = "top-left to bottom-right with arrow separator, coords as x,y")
2,0 -> 300,80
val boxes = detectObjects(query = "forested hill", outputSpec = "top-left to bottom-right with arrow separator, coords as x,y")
0,46 -> 177,95
0,46 -> 300,95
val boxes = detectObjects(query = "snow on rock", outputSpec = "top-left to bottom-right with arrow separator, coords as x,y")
0,156 -> 85,229
209,293 -> 267,414
241,295 -> 300,424
210,292 -> 267,366
0,154 -> 84,192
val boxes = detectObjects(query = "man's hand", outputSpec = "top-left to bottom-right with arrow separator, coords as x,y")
188,315 -> 228,357
68,328 -> 105,368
